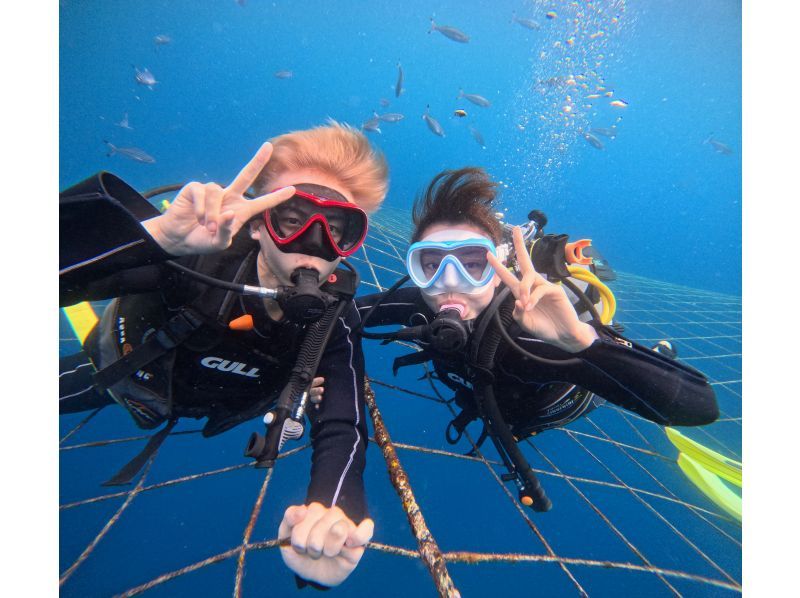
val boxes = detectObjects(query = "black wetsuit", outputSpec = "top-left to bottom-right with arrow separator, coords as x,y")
356,287 -> 719,437
59,173 -> 368,523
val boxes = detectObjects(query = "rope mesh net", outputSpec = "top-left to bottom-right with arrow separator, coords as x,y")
59,206 -> 741,596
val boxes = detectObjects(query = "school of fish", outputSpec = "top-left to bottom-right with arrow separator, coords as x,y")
105,5 -> 733,165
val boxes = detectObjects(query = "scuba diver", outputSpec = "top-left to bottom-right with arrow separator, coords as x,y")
59,122 -> 388,589
354,167 -> 719,512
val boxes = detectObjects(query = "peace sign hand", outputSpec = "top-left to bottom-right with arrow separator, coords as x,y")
143,142 -> 296,256
486,226 -> 598,353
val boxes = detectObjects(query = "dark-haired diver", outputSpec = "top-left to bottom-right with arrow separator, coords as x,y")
60,123 -> 389,588
355,167 -> 718,510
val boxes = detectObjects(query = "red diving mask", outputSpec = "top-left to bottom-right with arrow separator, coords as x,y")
264,188 -> 368,262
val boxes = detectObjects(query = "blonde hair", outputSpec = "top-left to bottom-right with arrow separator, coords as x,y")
254,120 -> 389,213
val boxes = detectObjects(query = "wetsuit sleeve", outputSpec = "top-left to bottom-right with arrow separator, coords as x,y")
304,303 -> 369,523
355,287 -> 424,327
501,322 -> 719,426
60,172 -> 176,305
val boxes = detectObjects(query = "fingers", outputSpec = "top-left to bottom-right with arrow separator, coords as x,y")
286,503 -> 338,556
176,182 -> 206,225
309,386 -> 324,404
322,520 -> 350,558
486,251 -> 519,292
304,506 -> 352,560
201,183 -> 225,234
278,504 -> 309,540
346,518 -> 374,548
241,185 -> 296,221
518,269 -> 536,305
507,228 -> 551,299
179,181 -> 226,234
512,226 -> 534,277
214,210 -> 236,248
286,504 -> 323,553
518,282 -> 554,315
309,377 -> 325,403
339,518 -> 374,565
227,142 -> 274,196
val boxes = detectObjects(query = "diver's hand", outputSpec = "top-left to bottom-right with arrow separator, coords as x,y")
279,503 -> 373,587
309,377 -> 325,405
487,226 -> 597,353
142,142 -> 295,255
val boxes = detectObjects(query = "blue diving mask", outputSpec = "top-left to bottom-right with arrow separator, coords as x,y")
406,232 -> 504,296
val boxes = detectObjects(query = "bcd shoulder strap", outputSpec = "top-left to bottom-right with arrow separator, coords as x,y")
91,234 -> 260,393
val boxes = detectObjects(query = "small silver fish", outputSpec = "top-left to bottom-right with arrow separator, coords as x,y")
274,70 -> 293,79
541,76 -> 567,87
703,135 -> 732,155
377,112 -> 404,123
154,34 -> 172,46
116,113 -> 134,130
379,98 -> 391,107
535,76 -> 567,94
105,140 -> 156,163
468,125 -> 486,148
590,126 -> 617,138
422,105 -> 445,137
511,13 -> 540,30
134,66 -> 158,89
429,19 -> 470,43
395,62 -> 404,97
458,89 -> 491,108
583,132 -> 604,150
362,116 -> 382,134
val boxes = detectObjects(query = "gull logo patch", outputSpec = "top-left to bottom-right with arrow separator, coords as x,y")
200,356 -> 260,378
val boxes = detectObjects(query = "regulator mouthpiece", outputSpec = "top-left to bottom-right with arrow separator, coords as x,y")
440,303 -> 466,318
428,308 -> 471,354
278,268 -> 327,323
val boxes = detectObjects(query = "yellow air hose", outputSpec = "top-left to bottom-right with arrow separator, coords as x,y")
525,239 -> 617,325
566,265 -> 616,324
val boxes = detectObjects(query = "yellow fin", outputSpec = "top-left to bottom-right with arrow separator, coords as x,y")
62,302 -> 99,345
666,427 -> 741,487
677,453 -> 741,522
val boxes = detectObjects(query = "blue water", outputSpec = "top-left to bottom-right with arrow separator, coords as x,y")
60,0 -> 741,295
60,1 -> 742,596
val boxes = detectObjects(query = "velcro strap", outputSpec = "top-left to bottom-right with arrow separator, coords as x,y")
102,419 -> 177,486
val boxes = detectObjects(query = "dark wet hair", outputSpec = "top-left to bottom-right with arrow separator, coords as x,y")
411,167 -> 502,244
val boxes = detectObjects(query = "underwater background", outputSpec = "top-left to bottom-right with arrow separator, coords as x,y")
60,1 -> 742,596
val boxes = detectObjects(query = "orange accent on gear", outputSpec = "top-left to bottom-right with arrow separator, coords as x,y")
229,314 -> 254,331
521,496 -> 534,506
565,239 -> 593,265
328,273 -> 338,283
